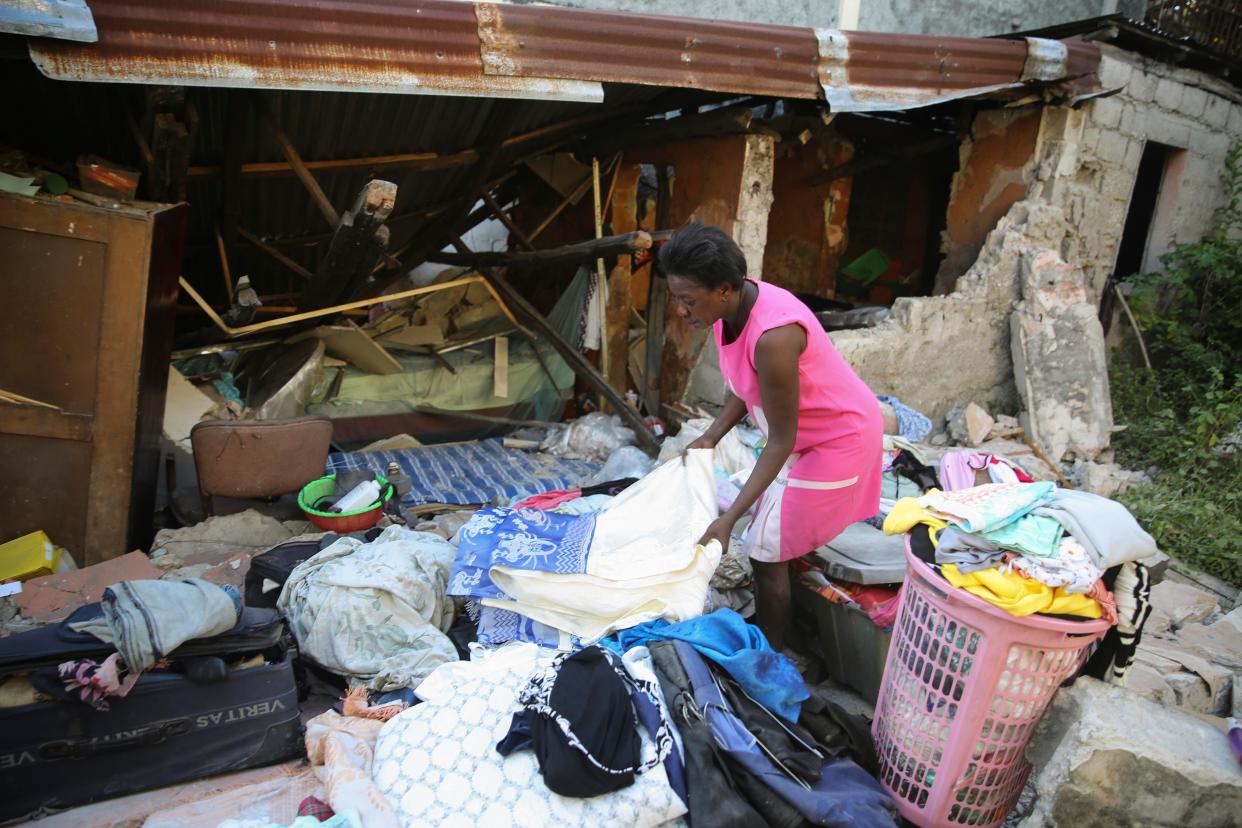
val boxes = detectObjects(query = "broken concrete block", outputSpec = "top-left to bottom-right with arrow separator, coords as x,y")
947,404 -> 993,447
1166,671 -> 1214,714
1125,662 -> 1175,705
1010,249 -> 1113,464
1213,605 -> 1242,634
14,551 -> 161,623
1073,460 -> 1150,498
988,413 -> 1021,439
1019,677 -> 1242,828
1174,622 -> 1242,671
1134,643 -> 1185,675
1139,639 -> 1235,715
1149,580 -> 1221,628
963,402 -> 994,447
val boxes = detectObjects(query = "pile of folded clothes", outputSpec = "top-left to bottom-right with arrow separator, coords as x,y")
883,477 -> 1160,684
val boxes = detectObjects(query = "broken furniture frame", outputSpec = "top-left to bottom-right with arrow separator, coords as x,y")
178,274 -> 527,339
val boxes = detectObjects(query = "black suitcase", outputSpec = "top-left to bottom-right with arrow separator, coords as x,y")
0,603 -> 303,821
244,531 -> 380,609
244,538 -> 326,609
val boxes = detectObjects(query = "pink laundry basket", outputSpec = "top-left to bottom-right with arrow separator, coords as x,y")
871,536 -> 1110,827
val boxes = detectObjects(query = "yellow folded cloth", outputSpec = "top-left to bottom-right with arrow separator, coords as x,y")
941,564 -> 1102,619
883,492 -> 949,543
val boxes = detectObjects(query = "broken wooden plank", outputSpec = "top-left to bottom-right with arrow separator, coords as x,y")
493,335 -> 509,399
452,235 -> 658,454
259,100 -> 339,228
291,320 -> 402,375
606,163 -> 641,397
185,103 -> 657,180
530,172 -> 594,241
427,231 -> 652,269
577,103 -> 763,158
179,274 -> 526,339
483,192 -> 535,252
592,157 -> 610,395
377,322 -> 446,349
300,179 -> 397,311
214,227 -> 234,298
237,225 -> 314,282
643,164 -> 673,416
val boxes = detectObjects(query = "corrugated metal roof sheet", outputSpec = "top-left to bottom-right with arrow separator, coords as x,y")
28,0 -> 602,102
816,30 -> 1100,112
476,2 -> 821,100
24,0 -> 1099,110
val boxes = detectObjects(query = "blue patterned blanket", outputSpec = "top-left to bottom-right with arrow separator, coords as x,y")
326,438 -> 599,506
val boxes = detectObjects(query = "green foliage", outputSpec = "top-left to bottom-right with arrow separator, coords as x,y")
1111,143 -> 1242,585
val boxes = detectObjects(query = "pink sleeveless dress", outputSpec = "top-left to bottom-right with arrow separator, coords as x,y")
715,280 -> 883,562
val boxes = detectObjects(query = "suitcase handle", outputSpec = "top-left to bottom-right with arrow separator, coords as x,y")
39,718 -> 193,760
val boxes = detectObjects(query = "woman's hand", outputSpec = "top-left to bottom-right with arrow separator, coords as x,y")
685,432 -> 719,452
697,515 -> 736,551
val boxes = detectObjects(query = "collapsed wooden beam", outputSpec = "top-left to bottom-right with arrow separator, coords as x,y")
185,103 -> 656,180
576,103 -> 767,158
452,235 -> 659,454
178,273 -> 526,339
259,100 -> 340,228
300,179 -> 397,310
237,225 -> 314,282
426,231 -> 652,268
483,192 -> 535,252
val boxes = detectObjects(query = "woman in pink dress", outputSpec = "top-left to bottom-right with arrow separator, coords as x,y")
659,221 -> 883,648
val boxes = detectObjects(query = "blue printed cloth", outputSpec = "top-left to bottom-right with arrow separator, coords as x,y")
450,506 -> 597,649
603,609 -> 809,723
327,438 -> 599,507
471,602 -> 586,649
447,507 -> 596,601
876,395 -> 932,443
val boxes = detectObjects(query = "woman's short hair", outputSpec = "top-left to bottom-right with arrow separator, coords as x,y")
658,219 -> 747,290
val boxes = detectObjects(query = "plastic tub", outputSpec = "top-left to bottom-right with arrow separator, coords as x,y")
297,474 -> 392,533
871,536 -> 1109,827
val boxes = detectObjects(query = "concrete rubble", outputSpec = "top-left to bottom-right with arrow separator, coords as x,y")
7,551 -> 161,628
150,510 -> 312,589
1010,248 -> 1113,465
946,402 -> 995,448
1125,577 -> 1242,717
1019,677 -> 1242,828
1070,459 -> 1151,498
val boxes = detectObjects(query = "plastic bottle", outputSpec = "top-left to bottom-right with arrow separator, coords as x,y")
332,479 -> 381,512
1228,717 -> 1242,764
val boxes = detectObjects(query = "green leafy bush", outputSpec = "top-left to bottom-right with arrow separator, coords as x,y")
1110,143 -> 1242,585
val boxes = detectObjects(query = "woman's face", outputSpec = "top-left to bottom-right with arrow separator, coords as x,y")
667,275 -> 734,329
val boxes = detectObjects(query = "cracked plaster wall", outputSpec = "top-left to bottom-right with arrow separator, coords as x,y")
831,45 -> 1242,424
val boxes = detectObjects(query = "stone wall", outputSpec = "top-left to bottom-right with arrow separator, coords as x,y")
833,44 -> 1242,424
830,200 -> 1073,421
1037,44 -> 1242,299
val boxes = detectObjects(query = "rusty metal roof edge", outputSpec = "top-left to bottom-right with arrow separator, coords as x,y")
21,0 -> 1101,107
814,28 -> 1101,113
26,45 -> 605,103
